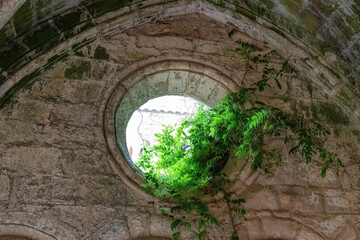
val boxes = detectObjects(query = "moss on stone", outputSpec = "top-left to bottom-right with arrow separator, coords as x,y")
0,75 -> 6,86
302,11 -> 322,32
332,14 -> 355,41
74,51 -> 85,57
235,6 -> 257,20
79,18 -> 94,32
0,44 -> 27,69
64,60 -> 91,79
12,0 -> 34,34
23,26 -> 58,50
0,23 -> 16,46
280,0 -> 304,14
269,26 -> 286,38
72,38 -> 96,52
94,46 -> 110,60
86,0 -> 134,17
347,14 -> 360,31
218,0 -> 226,8
35,0 -> 52,20
312,102 -> 349,125
54,10 -> 82,32
338,88 -> 351,103
127,50 -> 147,62
0,68 -> 41,109
260,0 -> 274,9
310,40 -> 330,56
44,51 -> 70,70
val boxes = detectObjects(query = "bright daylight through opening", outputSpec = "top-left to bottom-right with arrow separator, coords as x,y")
126,95 -> 209,164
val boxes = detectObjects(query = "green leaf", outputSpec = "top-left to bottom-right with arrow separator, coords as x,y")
160,207 -> 169,215
228,28 -> 236,37
231,198 -> 246,204
171,219 -> 182,231
231,233 -> 239,240
172,232 -> 180,240
197,231 -> 206,240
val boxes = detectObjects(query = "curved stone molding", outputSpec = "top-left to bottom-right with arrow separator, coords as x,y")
0,0 -> 358,122
104,59 -> 237,199
0,224 -> 57,240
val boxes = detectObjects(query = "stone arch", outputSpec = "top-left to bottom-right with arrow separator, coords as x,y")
0,1 -> 359,239
0,224 -> 57,240
1,0 -> 358,122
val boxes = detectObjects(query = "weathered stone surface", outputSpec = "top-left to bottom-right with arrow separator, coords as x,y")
127,212 -> 151,238
93,219 -> 130,240
0,3 -> 358,239
149,214 -> 173,238
1,146 -> 62,176
0,175 -> 10,201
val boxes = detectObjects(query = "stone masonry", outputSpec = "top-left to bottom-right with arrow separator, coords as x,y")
0,0 -> 359,239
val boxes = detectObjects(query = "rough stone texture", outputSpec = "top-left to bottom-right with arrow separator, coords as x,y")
0,1 -> 358,240
0,175 -> 10,201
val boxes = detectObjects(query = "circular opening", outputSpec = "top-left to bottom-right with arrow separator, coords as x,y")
126,95 -> 209,165
106,61 -> 235,197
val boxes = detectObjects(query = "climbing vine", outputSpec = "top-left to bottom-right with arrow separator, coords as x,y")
136,30 -> 342,240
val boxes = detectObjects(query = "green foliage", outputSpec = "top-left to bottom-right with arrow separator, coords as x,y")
136,31 -> 342,239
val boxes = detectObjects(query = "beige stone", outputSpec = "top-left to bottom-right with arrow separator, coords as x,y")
0,1 -> 359,239
128,213 -> 151,238
1,147 -> 62,176
0,175 -> 10,201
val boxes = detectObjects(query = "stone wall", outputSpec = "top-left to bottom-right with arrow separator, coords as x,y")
0,1 -> 359,239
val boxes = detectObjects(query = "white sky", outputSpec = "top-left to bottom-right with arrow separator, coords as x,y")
126,95 -> 207,163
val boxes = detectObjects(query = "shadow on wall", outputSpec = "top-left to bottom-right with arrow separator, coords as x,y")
0,236 -> 31,240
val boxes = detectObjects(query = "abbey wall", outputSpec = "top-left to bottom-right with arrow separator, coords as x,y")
0,0 -> 359,239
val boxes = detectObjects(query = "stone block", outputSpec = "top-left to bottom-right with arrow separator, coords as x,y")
15,176 -> 78,204
61,148 -> 112,176
52,103 -> 98,127
336,227 -> 357,240
150,214 -> 172,238
147,72 -> 169,98
168,71 -> 188,94
185,73 -> 217,103
127,212 -> 151,238
207,84 -> 229,107
0,175 -> 10,201
243,188 -> 280,210
129,80 -> 150,109
93,219 -> 130,240
324,189 -> 360,213
1,147 -> 62,176
66,81 -> 104,104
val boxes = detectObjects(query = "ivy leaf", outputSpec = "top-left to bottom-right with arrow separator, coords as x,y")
171,219 -> 182,231
210,216 -> 219,226
231,233 -> 239,240
228,28 -> 236,37
172,232 -> 180,240
274,78 -> 282,89
160,207 -> 169,215
231,198 -> 246,204
197,231 -> 206,240
181,221 -> 192,229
